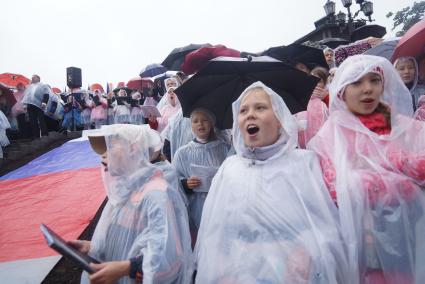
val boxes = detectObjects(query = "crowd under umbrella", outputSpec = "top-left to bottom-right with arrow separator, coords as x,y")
174,56 -> 319,130
139,63 -> 167,78
262,43 -> 329,70
0,73 -> 30,89
392,18 -> 425,61
181,44 -> 240,75
364,38 -> 399,61
161,43 -> 212,71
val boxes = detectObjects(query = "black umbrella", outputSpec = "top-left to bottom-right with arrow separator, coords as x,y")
161,43 -> 211,71
262,43 -> 328,70
139,63 -> 167,78
318,37 -> 349,49
174,56 -> 319,129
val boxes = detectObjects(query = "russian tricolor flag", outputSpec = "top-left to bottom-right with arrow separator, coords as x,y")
0,138 -> 105,283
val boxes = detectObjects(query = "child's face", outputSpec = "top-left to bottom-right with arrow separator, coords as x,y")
166,80 -> 177,89
191,111 -> 212,140
168,90 -> 177,106
395,59 -> 416,84
238,89 -> 281,148
343,72 -> 383,115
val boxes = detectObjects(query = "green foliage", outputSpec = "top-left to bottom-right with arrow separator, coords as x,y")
386,1 -> 425,36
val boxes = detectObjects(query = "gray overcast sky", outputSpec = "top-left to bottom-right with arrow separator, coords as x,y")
0,0 -> 417,89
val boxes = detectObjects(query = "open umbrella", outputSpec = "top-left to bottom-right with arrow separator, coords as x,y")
181,44 -> 240,75
350,24 -> 386,42
262,43 -> 328,69
174,56 -> 319,129
0,82 -> 16,106
51,87 -> 62,94
139,63 -> 167,78
126,77 -> 154,91
392,19 -> 425,61
90,83 -> 104,93
318,37 -> 349,49
161,43 -> 212,71
0,73 -> 30,88
364,38 -> 399,61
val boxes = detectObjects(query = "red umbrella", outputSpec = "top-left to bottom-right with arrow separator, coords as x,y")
90,83 -> 104,93
126,77 -> 154,91
0,82 -> 17,106
52,87 -> 62,94
392,19 -> 425,61
0,73 -> 30,88
181,45 -> 240,75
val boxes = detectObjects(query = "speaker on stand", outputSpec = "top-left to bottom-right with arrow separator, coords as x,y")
66,67 -> 82,131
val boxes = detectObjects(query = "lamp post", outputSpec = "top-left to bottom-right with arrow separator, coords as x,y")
323,0 -> 374,39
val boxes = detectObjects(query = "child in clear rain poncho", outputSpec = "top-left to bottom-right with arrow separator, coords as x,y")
394,56 -> 425,111
194,81 -> 349,284
71,124 -> 192,284
307,55 -> 425,284
156,78 -> 181,133
172,108 -> 230,245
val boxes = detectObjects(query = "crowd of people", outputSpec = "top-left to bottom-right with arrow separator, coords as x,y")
1,34 -> 425,283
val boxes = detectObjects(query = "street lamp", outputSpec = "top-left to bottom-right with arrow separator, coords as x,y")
323,0 -> 374,39
324,0 -> 336,16
362,1 -> 374,21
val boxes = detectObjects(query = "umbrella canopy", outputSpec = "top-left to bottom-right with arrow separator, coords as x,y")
126,77 -> 154,91
161,43 -> 212,71
0,73 -> 30,88
392,19 -> 425,61
90,83 -> 104,93
51,87 -> 62,94
364,38 -> 399,61
0,82 -> 16,106
139,63 -> 167,78
181,44 -> 240,75
262,43 -> 328,69
174,56 -> 319,129
318,37 -> 349,49
350,24 -> 387,42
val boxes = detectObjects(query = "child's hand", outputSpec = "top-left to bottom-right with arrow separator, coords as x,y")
89,260 -> 131,284
68,240 -> 91,254
310,86 -> 327,101
187,176 -> 201,189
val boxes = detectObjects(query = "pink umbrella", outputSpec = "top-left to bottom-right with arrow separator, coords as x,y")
181,45 -> 240,75
392,19 -> 425,61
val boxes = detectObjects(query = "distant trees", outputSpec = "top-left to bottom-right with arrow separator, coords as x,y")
386,1 -> 425,36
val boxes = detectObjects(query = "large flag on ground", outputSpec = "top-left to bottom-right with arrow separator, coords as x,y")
0,138 -> 105,284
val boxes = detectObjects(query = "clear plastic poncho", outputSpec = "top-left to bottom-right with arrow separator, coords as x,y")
21,82 -> 49,108
81,124 -> 192,284
195,81 -> 349,283
394,56 -> 425,111
308,55 -> 425,284
172,118 -> 230,236
162,109 -> 194,160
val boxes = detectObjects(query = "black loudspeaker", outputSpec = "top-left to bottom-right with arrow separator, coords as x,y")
66,67 -> 82,89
